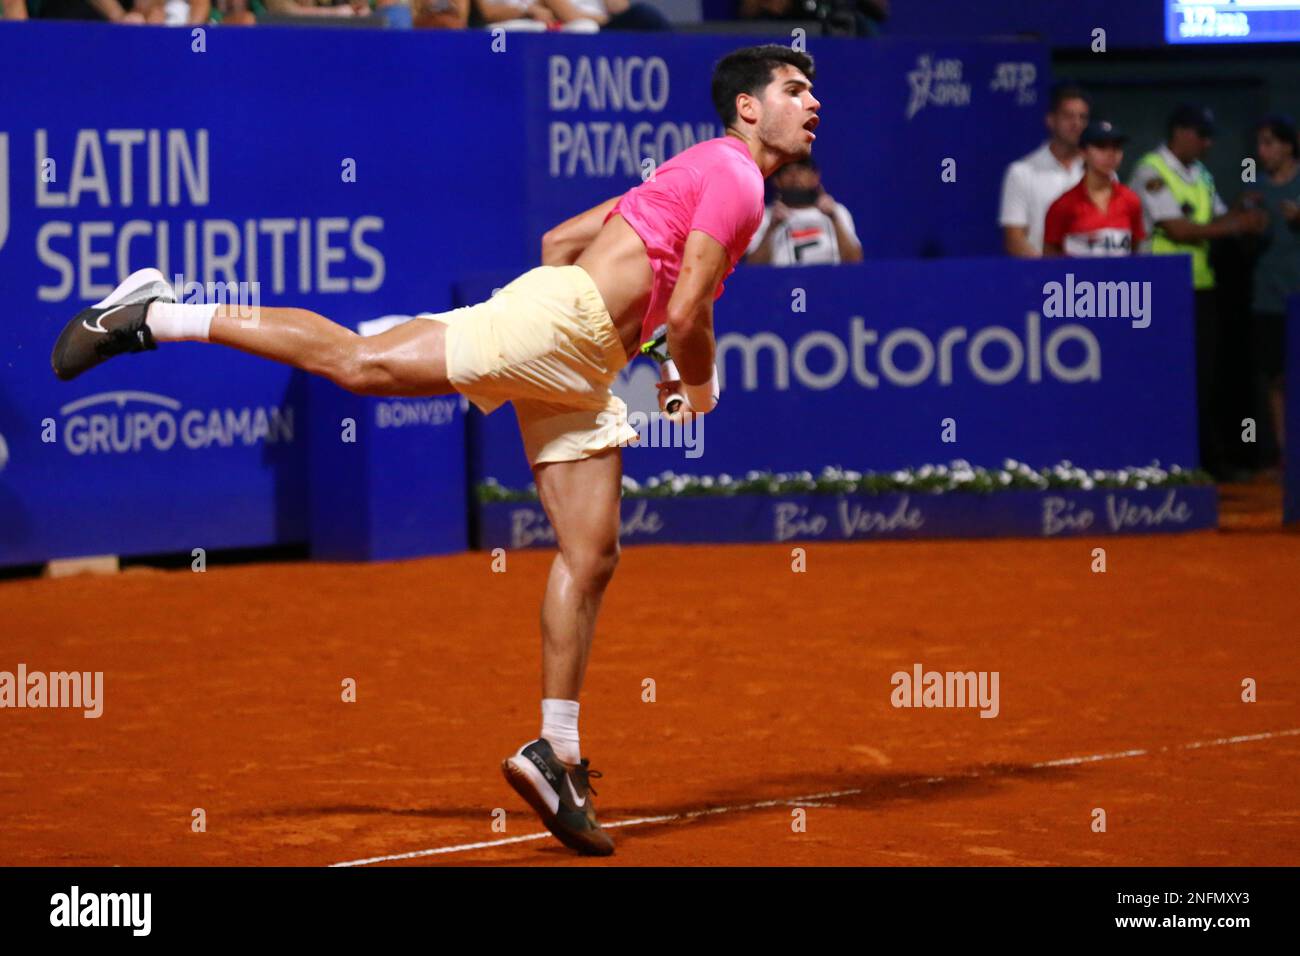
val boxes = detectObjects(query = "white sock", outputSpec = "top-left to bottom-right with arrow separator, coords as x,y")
146,301 -> 216,342
540,698 -> 581,765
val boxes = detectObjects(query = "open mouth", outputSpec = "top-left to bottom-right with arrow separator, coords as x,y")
803,116 -> 819,138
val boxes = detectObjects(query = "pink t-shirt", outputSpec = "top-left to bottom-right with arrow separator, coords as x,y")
605,136 -> 766,346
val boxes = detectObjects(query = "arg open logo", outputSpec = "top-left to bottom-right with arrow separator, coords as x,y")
54,390 -> 295,455
905,55 -> 971,120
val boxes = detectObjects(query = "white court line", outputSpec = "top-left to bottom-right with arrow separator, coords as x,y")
329,726 -> 1300,867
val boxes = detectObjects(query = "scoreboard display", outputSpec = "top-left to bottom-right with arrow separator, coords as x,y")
1168,1 -> 1300,43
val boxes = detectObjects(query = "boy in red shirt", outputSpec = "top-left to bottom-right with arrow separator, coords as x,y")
1044,120 -> 1144,257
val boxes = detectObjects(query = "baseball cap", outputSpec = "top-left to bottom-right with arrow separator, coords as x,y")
1080,119 -> 1128,147
1168,104 -> 1216,137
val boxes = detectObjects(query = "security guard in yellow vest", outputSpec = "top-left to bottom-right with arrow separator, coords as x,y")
1128,104 -> 1267,478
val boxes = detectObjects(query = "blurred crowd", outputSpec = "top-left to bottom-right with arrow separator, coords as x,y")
0,0 -> 887,31
737,0 -> 886,37
1000,83 -> 1297,479
0,0 -> 674,29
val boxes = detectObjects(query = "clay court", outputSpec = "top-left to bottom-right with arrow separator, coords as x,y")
0,484 -> 1294,867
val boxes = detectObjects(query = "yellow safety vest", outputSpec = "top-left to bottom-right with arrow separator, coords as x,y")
1141,151 -> 1216,290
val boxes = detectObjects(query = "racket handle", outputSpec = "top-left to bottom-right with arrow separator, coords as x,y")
659,359 -> 684,417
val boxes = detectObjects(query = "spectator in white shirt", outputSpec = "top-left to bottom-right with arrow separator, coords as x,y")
547,0 -> 670,29
999,83 -> 1090,257
746,158 -> 863,265
473,0 -> 560,28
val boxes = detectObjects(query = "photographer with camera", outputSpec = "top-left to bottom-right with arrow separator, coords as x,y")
745,157 -> 863,265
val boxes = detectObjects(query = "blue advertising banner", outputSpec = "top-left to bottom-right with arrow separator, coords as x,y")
308,383 -> 468,562
479,485 -> 1218,550
523,34 -> 1050,259
0,25 -> 525,565
460,255 -> 1198,491
0,23 -> 1047,566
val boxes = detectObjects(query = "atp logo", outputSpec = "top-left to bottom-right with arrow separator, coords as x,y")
990,62 -> 1038,107
0,132 -> 8,255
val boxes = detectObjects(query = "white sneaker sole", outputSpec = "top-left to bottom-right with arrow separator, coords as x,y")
92,267 -> 174,309
503,751 -> 560,816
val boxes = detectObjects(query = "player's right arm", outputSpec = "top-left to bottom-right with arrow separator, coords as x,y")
662,230 -> 730,411
541,197 -> 622,266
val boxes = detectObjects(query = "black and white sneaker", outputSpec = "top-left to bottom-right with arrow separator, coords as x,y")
502,738 -> 615,856
50,268 -> 174,381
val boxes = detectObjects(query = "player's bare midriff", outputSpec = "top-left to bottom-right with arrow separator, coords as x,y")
574,213 -> 655,362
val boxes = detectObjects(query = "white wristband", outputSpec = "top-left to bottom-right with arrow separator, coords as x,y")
681,364 -> 720,414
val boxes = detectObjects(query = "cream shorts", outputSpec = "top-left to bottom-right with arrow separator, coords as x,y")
417,265 -> 640,466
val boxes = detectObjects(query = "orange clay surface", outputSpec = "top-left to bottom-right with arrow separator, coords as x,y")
0,482 -> 1296,867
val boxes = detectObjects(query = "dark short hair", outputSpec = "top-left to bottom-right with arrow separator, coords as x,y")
1048,82 -> 1091,113
1256,114 -> 1300,158
1167,103 -> 1215,139
711,45 -> 816,128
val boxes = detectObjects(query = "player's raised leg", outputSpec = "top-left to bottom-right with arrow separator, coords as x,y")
502,445 -> 623,856
50,267 -> 453,398
205,302 -> 453,398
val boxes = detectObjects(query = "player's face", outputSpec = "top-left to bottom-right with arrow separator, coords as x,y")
1085,143 -> 1123,177
1047,98 -> 1089,148
757,65 -> 820,160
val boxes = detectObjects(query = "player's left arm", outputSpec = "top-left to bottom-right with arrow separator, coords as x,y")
662,230 -> 730,413
541,196 -> 621,266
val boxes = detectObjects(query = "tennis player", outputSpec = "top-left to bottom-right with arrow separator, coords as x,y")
50,44 -> 820,856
